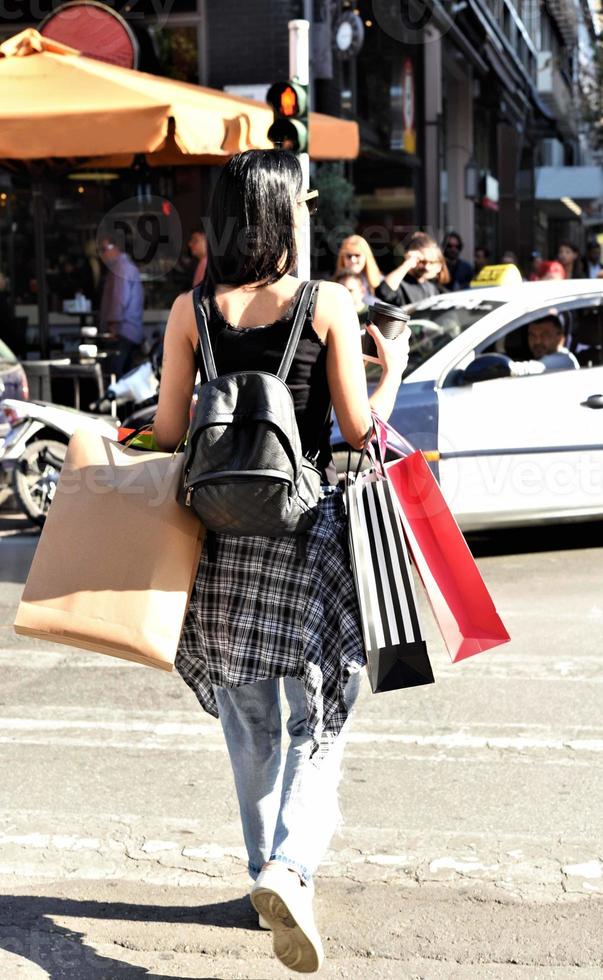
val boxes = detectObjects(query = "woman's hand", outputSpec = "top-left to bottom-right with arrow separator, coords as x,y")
383,248 -> 425,291
363,322 -> 410,377
402,249 -> 425,274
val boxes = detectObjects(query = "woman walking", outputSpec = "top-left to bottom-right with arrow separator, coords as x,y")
153,150 -> 408,973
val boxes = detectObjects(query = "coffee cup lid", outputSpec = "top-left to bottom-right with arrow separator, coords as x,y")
369,300 -> 410,322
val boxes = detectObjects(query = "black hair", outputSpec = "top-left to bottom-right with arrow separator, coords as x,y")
205,150 -> 302,288
558,240 -> 579,254
530,314 -> 564,333
475,245 -> 490,256
443,230 -> 464,251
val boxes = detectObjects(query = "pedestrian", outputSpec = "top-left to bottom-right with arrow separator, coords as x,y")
501,250 -> 518,266
376,231 -> 450,306
153,149 -> 409,974
442,231 -> 473,290
334,271 -> 368,323
527,250 -> 542,281
556,240 -> 584,279
334,234 -> 383,304
536,260 -> 565,281
474,245 -> 490,275
78,238 -> 103,308
98,236 -> 145,379
188,229 -> 208,287
583,238 -> 602,279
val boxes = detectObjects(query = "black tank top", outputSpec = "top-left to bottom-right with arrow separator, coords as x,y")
196,282 -> 336,485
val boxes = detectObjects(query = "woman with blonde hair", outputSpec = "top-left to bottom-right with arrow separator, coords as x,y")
335,234 -> 383,302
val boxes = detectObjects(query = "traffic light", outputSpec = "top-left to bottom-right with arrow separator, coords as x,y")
266,80 -> 309,154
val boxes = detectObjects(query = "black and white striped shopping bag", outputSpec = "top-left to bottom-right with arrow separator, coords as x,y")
346,468 -> 434,693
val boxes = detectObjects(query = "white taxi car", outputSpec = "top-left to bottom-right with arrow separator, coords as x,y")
333,279 -> 603,531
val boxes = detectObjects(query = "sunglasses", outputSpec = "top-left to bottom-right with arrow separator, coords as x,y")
298,189 -> 319,216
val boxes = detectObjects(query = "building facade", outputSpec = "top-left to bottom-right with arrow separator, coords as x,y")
1,0 -> 601,290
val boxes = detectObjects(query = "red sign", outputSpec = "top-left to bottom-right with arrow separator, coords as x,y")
40,2 -> 138,70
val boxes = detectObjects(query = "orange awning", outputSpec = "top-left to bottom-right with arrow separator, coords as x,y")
0,29 -> 359,164
0,29 -> 273,161
308,112 -> 360,161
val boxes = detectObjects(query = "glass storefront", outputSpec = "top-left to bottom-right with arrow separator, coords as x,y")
0,163 -> 212,343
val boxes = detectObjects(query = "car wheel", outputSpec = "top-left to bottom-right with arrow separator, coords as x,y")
13,438 -> 67,528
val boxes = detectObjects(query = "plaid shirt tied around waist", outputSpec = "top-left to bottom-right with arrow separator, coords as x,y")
175,489 -> 366,756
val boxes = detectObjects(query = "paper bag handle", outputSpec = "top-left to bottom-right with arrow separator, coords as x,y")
371,413 -> 416,459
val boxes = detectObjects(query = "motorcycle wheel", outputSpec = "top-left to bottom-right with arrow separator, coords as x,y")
13,438 -> 67,528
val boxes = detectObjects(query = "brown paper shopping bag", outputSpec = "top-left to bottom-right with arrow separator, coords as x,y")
14,429 -> 204,670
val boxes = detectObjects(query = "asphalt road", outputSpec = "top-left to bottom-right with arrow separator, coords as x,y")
0,512 -> 602,979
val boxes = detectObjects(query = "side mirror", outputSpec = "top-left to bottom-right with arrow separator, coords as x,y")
459,353 -> 512,385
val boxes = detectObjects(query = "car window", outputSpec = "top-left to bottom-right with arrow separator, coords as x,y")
571,306 -> 603,368
404,298 -> 504,376
0,338 -> 17,364
502,304 -> 603,369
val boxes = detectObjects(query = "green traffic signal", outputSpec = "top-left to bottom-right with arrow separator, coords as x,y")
266,80 -> 309,154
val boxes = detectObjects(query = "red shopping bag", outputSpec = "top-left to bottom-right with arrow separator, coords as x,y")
375,418 -> 510,662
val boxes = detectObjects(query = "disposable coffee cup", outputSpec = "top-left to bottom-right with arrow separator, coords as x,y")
361,301 -> 410,358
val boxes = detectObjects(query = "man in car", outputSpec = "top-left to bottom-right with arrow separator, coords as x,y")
510,314 -> 579,376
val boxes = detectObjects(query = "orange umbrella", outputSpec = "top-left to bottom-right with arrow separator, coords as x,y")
0,29 -> 273,162
0,29 -> 359,163
0,29 -> 359,354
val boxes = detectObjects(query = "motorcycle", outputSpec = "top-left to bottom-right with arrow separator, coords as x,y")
0,400 -> 119,527
0,356 -> 161,527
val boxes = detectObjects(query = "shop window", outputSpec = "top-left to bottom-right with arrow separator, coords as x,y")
153,25 -> 199,84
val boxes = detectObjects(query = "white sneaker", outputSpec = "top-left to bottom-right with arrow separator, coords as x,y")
250,863 -> 324,973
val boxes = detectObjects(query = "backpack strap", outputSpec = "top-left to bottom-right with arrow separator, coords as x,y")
276,281 -> 319,382
192,284 -> 217,382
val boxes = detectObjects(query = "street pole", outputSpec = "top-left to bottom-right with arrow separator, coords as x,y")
32,178 -> 50,360
289,18 -> 311,280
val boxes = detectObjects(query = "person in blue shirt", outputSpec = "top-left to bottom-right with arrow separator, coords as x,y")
442,231 -> 474,290
99,236 -> 144,378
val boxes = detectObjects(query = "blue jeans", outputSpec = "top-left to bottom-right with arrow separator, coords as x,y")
215,673 -> 361,885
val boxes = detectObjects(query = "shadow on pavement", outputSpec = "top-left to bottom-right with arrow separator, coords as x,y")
0,893 -> 259,979
467,519 -> 602,558
0,512 -> 39,587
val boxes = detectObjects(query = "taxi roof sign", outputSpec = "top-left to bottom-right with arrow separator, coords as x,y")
470,264 -> 523,288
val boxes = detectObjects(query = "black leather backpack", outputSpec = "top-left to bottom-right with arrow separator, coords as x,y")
183,282 -> 322,537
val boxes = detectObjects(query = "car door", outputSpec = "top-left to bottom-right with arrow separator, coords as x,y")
435,301 -> 603,529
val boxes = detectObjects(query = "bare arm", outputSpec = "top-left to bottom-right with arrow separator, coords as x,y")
383,249 -> 423,292
153,292 -> 197,451
318,283 -> 409,450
